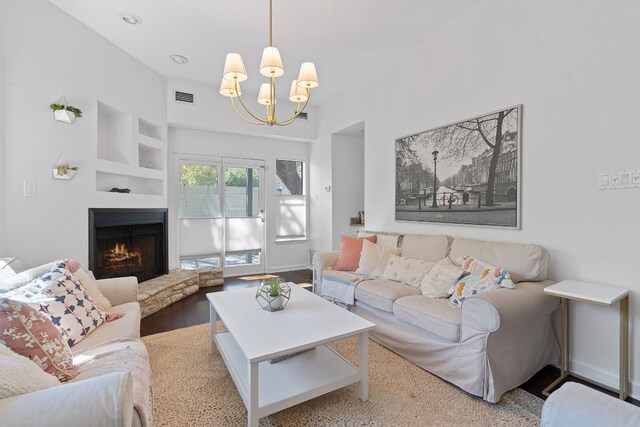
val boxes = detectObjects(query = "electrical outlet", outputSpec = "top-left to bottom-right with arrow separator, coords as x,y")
600,173 -> 610,189
23,180 -> 37,198
632,172 -> 640,186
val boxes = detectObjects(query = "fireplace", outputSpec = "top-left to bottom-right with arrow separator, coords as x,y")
89,208 -> 168,282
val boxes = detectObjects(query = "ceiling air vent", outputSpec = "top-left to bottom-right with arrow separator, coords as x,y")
297,112 -> 308,120
174,90 -> 195,104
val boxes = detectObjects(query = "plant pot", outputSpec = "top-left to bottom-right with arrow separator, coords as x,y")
53,109 -> 76,124
255,279 -> 291,312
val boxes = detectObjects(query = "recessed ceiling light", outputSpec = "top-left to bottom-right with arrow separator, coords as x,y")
170,55 -> 189,65
120,13 -> 142,25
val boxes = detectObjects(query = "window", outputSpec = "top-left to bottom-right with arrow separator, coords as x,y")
179,164 -> 220,218
275,160 -> 306,240
276,160 -> 303,195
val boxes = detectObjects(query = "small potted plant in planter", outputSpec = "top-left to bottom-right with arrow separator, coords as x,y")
255,278 -> 291,312
52,154 -> 79,180
50,99 -> 83,124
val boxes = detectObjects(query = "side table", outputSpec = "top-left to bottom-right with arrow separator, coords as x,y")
543,280 -> 629,400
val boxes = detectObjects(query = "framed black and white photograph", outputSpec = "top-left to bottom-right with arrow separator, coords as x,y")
395,105 -> 521,228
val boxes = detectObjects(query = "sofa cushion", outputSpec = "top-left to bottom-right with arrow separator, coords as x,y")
393,295 -> 461,342
354,279 -> 420,313
71,302 -> 141,354
0,344 -> 60,399
400,234 -> 450,261
357,231 -> 401,249
74,268 -> 112,310
382,255 -> 435,288
0,262 -> 57,293
334,235 -> 377,271
449,238 -> 549,283
356,240 -> 400,277
0,298 -> 78,381
420,257 -> 465,298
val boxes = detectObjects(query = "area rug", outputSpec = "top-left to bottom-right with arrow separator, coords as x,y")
142,324 -> 543,426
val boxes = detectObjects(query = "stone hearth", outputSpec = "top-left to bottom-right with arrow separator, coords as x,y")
138,268 -> 223,318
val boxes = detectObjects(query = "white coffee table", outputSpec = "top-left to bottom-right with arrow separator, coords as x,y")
207,284 -> 375,427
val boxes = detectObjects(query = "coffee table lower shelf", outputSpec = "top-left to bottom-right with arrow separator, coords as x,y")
214,331 -> 361,423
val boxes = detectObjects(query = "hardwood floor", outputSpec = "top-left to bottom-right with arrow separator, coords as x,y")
140,269 -> 312,337
141,269 -> 639,406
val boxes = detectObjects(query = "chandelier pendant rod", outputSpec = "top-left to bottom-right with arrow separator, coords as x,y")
269,0 -> 273,47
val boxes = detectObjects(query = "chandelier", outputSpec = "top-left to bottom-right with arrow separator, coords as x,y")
218,0 -> 319,126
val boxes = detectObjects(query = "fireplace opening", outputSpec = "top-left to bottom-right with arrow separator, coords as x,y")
89,209 -> 168,283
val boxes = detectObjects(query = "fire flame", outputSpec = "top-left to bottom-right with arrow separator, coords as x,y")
111,242 -> 139,261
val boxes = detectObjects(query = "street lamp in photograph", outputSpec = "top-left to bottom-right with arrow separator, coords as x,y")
431,150 -> 439,208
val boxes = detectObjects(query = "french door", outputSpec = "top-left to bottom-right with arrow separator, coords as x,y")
178,157 -> 266,275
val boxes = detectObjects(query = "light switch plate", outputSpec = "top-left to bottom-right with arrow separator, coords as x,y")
600,169 -> 640,190
23,180 -> 37,198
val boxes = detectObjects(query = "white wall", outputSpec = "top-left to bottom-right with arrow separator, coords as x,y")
310,0 -> 640,397
2,0 -> 166,266
167,78 -> 317,142
331,133 -> 364,249
0,2 -> 6,255
169,127 -> 310,272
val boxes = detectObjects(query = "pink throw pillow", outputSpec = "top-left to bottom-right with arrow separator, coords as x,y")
334,235 -> 377,271
0,298 -> 77,381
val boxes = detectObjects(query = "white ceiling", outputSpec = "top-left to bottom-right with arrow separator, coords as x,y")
49,0 -> 481,105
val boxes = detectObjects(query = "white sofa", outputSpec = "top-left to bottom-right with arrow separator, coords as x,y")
542,382 -> 640,426
313,233 -> 560,403
0,276 -> 150,427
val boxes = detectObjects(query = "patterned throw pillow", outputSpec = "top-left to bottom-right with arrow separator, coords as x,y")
420,257 -> 465,298
449,257 -> 516,306
382,255 -> 435,288
0,298 -> 77,381
356,240 -> 400,277
9,264 -> 108,347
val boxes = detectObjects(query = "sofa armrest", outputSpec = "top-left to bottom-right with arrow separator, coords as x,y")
461,280 -> 558,339
0,372 -> 134,427
542,382 -> 640,426
312,251 -> 339,293
97,276 -> 139,306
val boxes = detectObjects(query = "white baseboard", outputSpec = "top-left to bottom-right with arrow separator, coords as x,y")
267,264 -> 311,274
569,359 -> 639,399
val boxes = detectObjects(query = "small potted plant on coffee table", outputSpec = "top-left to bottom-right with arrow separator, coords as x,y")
255,278 -> 291,312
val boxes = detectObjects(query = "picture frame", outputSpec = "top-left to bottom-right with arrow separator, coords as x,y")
395,105 -> 522,228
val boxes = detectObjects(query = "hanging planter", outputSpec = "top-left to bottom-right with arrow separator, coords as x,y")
50,96 -> 83,124
52,153 -> 78,180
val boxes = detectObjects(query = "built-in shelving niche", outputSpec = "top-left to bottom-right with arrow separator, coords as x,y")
95,101 -> 166,196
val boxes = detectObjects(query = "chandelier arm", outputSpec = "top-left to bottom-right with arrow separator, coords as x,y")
274,89 -> 311,125
230,97 -> 267,125
233,79 -> 269,124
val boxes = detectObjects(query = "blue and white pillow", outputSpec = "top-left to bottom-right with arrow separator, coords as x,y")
9,263 -> 107,347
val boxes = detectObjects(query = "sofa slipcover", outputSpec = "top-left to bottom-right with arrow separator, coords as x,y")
72,302 -> 141,354
354,279 -> 420,312
400,234 -> 450,261
393,295 -> 461,342
449,238 -> 549,283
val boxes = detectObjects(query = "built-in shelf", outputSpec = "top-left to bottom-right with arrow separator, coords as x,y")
95,100 -> 167,197
96,171 -> 163,196
97,101 -> 133,165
